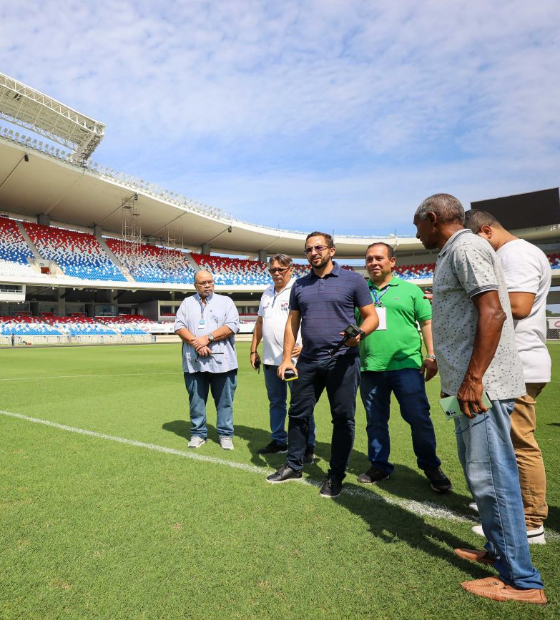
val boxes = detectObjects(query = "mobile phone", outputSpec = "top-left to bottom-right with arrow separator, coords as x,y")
283,369 -> 298,382
254,358 -> 261,373
439,393 -> 492,420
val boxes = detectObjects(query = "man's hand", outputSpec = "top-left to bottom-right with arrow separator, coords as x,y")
192,335 -> 212,351
342,330 -> 364,348
457,374 -> 488,419
423,292 -> 433,304
196,345 -> 212,358
420,358 -> 438,381
277,359 -> 297,380
250,350 -> 261,370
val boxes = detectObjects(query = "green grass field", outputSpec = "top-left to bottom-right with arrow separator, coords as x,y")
1,342 -> 559,619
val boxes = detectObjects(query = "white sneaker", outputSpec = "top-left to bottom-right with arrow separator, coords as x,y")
468,502 -> 479,513
188,436 -> 207,449
472,523 -> 546,545
219,436 -> 234,450
527,525 -> 546,545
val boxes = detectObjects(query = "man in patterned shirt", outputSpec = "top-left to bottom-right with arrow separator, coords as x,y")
413,194 -> 545,605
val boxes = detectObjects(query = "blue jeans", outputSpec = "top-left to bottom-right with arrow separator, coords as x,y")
183,370 -> 237,438
360,368 -> 440,475
455,399 -> 543,589
264,364 -> 316,447
286,354 -> 360,479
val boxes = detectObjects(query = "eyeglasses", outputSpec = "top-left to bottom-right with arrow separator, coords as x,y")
268,267 -> 290,274
304,244 -> 329,255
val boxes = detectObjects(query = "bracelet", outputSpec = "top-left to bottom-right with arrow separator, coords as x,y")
426,355 -> 436,361
250,351 -> 257,355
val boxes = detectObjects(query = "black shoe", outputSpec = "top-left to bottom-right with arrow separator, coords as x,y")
266,465 -> 302,484
424,467 -> 452,493
257,440 -> 288,455
303,445 -> 315,464
319,476 -> 343,498
357,466 -> 390,484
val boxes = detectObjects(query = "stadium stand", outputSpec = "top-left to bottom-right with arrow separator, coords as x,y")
549,253 -> 560,270
394,262 -> 435,280
191,253 -> 271,285
0,315 -> 63,336
40,315 -> 119,336
105,239 -> 195,284
23,222 -> 127,282
100,315 -> 160,335
0,217 -> 37,277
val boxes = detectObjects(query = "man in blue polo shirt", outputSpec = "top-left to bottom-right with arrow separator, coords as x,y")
266,232 -> 378,498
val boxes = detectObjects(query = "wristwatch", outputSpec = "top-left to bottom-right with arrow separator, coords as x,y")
426,354 -> 436,361
358,329 -> 366,339
207,333 -> 215,343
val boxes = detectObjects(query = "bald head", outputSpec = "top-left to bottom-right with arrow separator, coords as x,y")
194,270 -> 215,298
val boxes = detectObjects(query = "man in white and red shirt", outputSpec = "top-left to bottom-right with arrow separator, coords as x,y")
250,254 -> 315,461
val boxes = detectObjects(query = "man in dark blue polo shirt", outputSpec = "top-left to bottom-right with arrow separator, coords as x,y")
266,232 -> 378,497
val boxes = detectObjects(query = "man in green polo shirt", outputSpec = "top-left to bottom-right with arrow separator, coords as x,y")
357,242 -> 451,493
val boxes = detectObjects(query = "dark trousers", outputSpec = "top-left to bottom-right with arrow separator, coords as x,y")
286,354 -> 360,479
360,368 -> 440,474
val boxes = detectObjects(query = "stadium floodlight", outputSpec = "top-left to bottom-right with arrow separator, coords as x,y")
0,71 -> 105,163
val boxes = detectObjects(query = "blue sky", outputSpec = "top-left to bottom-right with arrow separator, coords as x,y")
1,0 -> 559,236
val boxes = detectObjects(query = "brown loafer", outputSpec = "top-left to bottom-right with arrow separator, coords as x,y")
461,577 -> 547,605
454,548 -> 496,565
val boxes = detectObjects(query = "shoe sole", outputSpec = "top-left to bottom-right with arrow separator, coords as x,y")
430,484 -> 452,493
188,441 -> 207,449
357,476 -> 389,484
320,491 -> 341,498
257,449 -> 288,455
472,525 -> 545,544
266,476 -> 302,484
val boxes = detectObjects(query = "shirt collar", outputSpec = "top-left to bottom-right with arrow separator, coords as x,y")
438,228 -> 472,258
309,260 -> 340,280
368,275 -> 399,290
195,292 -> 214,304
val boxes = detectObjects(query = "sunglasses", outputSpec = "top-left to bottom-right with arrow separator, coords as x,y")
304,244 -> 329,255
268,267 -> 290,274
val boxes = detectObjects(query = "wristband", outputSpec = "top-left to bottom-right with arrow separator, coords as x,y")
250,351 -> 257,355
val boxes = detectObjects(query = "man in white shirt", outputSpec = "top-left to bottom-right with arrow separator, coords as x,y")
251,254 -> 315,461
465,209 -> 551,544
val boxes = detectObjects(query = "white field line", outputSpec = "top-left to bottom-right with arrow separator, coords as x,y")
0,372 -> 177,382
2,408 -> 556,534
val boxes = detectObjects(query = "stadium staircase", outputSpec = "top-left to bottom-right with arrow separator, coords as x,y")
97,236 -> 136,282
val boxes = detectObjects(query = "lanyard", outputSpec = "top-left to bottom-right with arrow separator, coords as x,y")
370,285 -> 390,307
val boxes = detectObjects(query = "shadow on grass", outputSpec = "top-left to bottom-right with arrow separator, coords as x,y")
545,504 -> 560,535
335,482 -> 494,580
348,463 -> 475,516
162,419 -> 221,445
233,423 -> 340,472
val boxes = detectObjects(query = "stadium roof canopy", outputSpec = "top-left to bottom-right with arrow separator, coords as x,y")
0,135 -> 434,259
1,135 -> 558,260
0,72 -> 104,163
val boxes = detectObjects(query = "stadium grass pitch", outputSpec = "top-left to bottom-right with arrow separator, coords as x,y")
1,342 -> 559,619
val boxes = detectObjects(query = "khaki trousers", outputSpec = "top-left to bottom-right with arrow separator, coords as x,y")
510,383 -> 548,529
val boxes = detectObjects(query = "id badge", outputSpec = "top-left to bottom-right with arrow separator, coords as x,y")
376,307 -> 387,330
198,318 -> 206,330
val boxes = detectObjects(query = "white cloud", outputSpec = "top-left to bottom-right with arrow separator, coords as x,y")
0,0 -> 559,234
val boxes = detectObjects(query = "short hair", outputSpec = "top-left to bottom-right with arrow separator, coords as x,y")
415,193 -> 465,225
305,231 -> 335,248
464,209 -> 502,233
365,242 -> 395,260
268,253 -> 293,267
